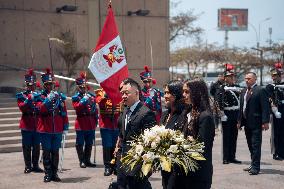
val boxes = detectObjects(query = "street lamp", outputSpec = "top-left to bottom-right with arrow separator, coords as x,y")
249,17 -> 271,86
249,17 -> 271,48
251,47 -> 264,86
258,17 -> 271,46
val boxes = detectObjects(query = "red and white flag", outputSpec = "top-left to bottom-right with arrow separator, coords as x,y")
88,4 -> 128,105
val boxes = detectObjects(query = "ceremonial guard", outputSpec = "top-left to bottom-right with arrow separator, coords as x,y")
95,89 -> 121,176
216,64 -> 242,164
210,73 -> 225,129
16,69 -> 43,174
72,72 -> 97,168
266,62 -> 284,160
37,68 -> 69,182
140,66 -> 163,122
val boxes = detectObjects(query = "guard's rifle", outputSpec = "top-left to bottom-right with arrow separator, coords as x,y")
223,86 -> 244,93
269,97 -> 282,119
0,64 -> 100,87
48,89 -> 67,172
272,84 -> 284,89
85,92 -> 97,165
270,84 -> 284,119
59,131 -> 66,172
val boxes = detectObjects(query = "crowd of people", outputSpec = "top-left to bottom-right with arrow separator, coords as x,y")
210,63 -> 284,176
16,63 -> 284,189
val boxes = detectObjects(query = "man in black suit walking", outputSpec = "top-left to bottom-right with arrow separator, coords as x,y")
115,78 -> 156,189
237,72 -> 270,175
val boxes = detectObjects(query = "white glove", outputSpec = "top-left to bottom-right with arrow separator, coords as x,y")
63,130 -> 68,136
271,106 -> 278,113
83,95 -> 89,101
275,112 -> 282,119
220,111 -> 228,122
221,115 -> 228,122
47,92 -> 56,101
272,106 -> 282,118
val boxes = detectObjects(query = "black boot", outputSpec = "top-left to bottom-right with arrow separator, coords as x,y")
103,147 -> 113,176
43,150 -> 52,182
51,150 -> 61,182
32,145 -> 44,172
84,145 -> 96,167
76,145 -> 86,168
23,145 -> 32,174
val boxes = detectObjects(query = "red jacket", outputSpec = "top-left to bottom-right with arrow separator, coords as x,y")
16,91 -> 41,131
37,90 -> 69,133
72,92 -> 98,131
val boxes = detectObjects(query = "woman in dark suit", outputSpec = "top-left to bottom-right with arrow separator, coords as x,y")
182,79 -> 215,189
160,80 -> 186,189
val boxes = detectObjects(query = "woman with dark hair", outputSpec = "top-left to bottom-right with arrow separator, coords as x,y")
182,79 -> 215,189
160,80 -> 186,189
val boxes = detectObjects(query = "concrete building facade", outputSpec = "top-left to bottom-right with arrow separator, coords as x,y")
0,0 -> 169,93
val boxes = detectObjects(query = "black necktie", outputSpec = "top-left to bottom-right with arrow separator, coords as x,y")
246,87 -> 252,102
125,108 -> 131,130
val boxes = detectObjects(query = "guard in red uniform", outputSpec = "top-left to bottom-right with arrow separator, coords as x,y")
16,69 -> 44,174
37,68 -> 69,182
72,72 -> 97,168
95,89 -> 121,176
140,66 -> 163,122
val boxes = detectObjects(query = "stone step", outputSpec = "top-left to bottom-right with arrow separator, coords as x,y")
0,127 -> 77,138
0,103 -> 17,108
0,138 -> 102,153
0,98 -> 74,112
0,107 -> 19,113
0,120 -> 76,131
0,97 -> 15,104
0,114 -> 77,125
0,109 -> 76,118
0,127 -> 101,137
0,131 -> 102,145
0,93 -> 14,98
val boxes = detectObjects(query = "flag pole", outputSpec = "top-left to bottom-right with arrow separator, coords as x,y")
0,64 -> 100,86
47,36 -> 54,73
150,40 -> 154,76
108,0 -> 112,9
30,43 -> 34,68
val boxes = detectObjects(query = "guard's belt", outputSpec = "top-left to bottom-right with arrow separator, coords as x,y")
22,112 -> 39,116
41,112 -> 61,117
77,112 -> 96,117
224,106 -> 239,111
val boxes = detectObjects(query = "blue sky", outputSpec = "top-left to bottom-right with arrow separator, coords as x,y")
171,0 -> 284,49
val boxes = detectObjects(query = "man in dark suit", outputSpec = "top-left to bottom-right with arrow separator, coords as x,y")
237,72 -> 270,175
115,78 -> 156,189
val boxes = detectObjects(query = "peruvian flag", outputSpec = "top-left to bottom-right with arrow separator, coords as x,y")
88,4 -> 128,105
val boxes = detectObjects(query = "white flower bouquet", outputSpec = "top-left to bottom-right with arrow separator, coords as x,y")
121,125 -> 205,177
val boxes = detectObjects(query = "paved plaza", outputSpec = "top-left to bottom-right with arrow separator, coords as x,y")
0,128 -> 284,189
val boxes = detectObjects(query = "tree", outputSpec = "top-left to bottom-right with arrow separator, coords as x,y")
262,43 -> 284,62
51,30 -> 89,95
171,45 -> 213,79
170,44 -> 275,81
169,10 -> 203,42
